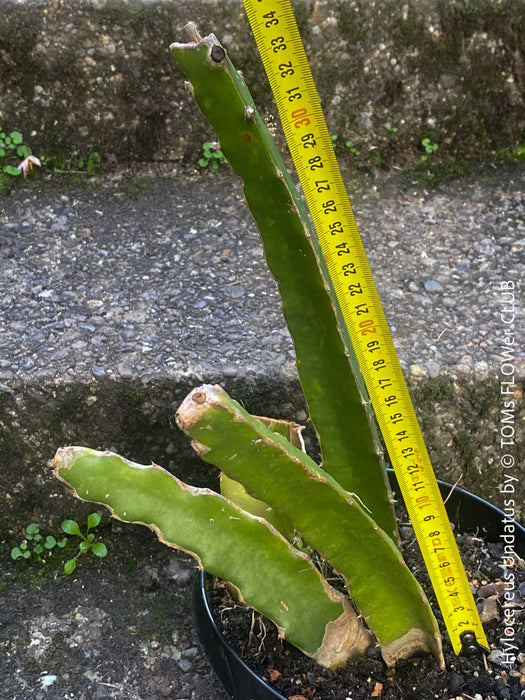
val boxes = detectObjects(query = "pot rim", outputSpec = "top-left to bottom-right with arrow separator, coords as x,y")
193,571 -> 286,699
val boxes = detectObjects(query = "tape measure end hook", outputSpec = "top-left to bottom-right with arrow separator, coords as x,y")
459,630 -> 489,657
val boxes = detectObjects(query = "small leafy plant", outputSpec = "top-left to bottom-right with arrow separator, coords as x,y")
421,137 -> 438,161
53,25 -> 445,671
511,142 -> 525,160
499,141 -> 525,163
330,135 -> 361,155
11,523 -> 67,563
0,127 -> 31,177
344,138 -> 361,156
198,140 -> 228,171
62,513 -> 108,574
78,151 -> 102,176
10,514 -> 107,574
0,126 -> 100,186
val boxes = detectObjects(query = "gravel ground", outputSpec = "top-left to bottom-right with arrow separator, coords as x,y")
0,165 -> 523,385
1,520 -> 230,700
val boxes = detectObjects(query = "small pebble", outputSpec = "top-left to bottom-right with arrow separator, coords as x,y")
117,363 -> 134,378
178,658 -> 193,672
424,279 -> 443,292
488,649 -> 511,666
480,558 -> 504,580
226,284 -> 245,299
447,671 -> 465,694
477,581 -> 506,598
479,595 -> 499,623
427,360 -> 441,378
399,525 -> 414,540
222,364 -> 238,378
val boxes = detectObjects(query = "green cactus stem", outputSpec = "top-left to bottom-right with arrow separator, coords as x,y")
53,446 -> 372,669
221,415 -> 303,541
170,24 -> 397,542
219,472 -> 295,542
176,384 -> 444,668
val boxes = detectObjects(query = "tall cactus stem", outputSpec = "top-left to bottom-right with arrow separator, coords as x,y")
170,25 -> 397,541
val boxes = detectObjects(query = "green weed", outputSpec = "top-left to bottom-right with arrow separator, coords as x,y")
62,512 -> 107,574
41,151 -> 101,176
198,140 -> 228,172
10,513 -> 107,575
0,127 -> 31,177
421,137 -> 438,161
11,523 -> 67,563
331,134 -> 361,156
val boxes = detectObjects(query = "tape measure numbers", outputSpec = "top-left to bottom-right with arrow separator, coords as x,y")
242,0 -> 488,655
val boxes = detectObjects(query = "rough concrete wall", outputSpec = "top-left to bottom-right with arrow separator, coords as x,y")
2,374 -> 523,534
0,0 -> 524,167
0,375 -> 300,534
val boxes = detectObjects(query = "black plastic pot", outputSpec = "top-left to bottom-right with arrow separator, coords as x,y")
193,472 -> 525,700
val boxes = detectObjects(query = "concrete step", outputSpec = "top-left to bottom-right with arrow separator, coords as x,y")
0,0 -> 524,170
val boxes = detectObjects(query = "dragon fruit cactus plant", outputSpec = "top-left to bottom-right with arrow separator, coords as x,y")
53,24 -> 444,671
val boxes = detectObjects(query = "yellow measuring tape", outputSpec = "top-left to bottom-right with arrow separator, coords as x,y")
242,0 -> 488,656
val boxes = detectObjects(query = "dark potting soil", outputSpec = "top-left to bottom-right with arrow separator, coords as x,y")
208,522 -> 525,700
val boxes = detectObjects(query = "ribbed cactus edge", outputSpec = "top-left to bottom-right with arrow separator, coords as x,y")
53,446 -> 373,668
